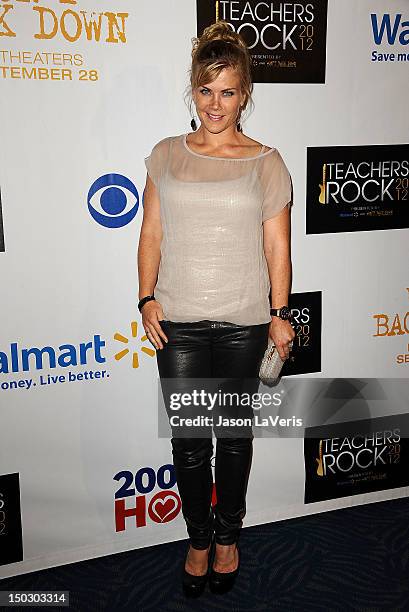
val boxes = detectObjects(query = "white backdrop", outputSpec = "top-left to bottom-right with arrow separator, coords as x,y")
0,0 -> 408,578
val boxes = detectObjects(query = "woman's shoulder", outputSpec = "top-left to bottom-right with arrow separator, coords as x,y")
258,143 -> 292,185
237,134 -> 277,157
255,139 -> 287,164
147,134 -> 182,159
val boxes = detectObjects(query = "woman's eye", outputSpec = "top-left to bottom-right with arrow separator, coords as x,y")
199,89 -> 234,96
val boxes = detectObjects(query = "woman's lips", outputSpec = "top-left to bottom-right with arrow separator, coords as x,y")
206,113 -> 224,121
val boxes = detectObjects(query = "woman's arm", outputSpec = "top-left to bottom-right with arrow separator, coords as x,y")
262,204 -> 295,360
137,174 -> 168,349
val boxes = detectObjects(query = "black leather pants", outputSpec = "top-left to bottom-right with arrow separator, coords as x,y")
156,319 -> 269,549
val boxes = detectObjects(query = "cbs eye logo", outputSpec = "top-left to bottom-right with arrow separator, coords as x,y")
88,173 -> 139,228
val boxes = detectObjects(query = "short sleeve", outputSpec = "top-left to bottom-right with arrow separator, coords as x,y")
260,148 -> 292,222
144,137 -> 170,189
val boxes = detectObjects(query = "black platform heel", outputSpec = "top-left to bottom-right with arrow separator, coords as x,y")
209,540 -> 240,594
182,535 -> 215,598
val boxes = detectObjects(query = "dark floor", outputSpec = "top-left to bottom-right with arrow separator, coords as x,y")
1,497 -> 409,611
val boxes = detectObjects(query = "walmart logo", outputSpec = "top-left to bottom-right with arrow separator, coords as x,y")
0,321 -> 156,392
371,13 -> 409,46
114,321 -> 155,368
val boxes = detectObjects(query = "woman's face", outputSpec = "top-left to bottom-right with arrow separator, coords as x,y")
192,66 -> 246,134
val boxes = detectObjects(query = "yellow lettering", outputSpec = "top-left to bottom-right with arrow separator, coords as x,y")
388,313 -> 405,336
0,4 -> 15,38
33,6 -> 58,40
372,314 -> 389,337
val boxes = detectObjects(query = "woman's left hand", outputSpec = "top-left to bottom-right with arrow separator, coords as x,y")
269,317 -> 295,361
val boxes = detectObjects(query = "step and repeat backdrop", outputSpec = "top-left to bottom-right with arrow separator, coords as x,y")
1,0 -> 408,578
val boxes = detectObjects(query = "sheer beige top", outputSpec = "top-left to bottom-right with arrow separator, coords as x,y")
144,133 -> 292,326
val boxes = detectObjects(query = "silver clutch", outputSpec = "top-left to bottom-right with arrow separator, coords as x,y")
259,338 -> 293,384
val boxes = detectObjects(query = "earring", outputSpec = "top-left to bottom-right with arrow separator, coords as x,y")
190,117 -> 197,131
237,106 -> 243,132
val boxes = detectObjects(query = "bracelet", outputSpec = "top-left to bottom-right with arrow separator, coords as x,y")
138,295 -> 155,312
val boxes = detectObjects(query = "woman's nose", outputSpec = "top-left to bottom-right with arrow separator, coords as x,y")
209,95 -> 222,109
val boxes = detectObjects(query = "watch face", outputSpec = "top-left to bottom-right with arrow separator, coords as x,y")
280,307 -> 291,320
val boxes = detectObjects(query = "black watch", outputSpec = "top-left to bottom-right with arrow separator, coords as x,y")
138,295 -> 155,312
270,306 -> 292,321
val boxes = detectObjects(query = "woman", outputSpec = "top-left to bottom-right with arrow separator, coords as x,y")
137,21 -> 295,597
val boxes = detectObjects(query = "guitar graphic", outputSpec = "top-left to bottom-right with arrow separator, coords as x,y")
316,439 -> 324,476
319,163 -> 327,204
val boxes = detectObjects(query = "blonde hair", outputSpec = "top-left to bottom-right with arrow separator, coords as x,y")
185,21 -> 254,124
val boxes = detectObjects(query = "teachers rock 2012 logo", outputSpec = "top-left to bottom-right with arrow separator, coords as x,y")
304,412 -> 409,503
306,144 -> 409,234
196,0 -> 328,83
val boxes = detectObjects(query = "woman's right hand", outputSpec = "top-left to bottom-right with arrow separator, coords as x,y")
141,300 -> 168,350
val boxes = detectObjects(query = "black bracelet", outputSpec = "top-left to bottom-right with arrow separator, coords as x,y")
138,295 -> 155,312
